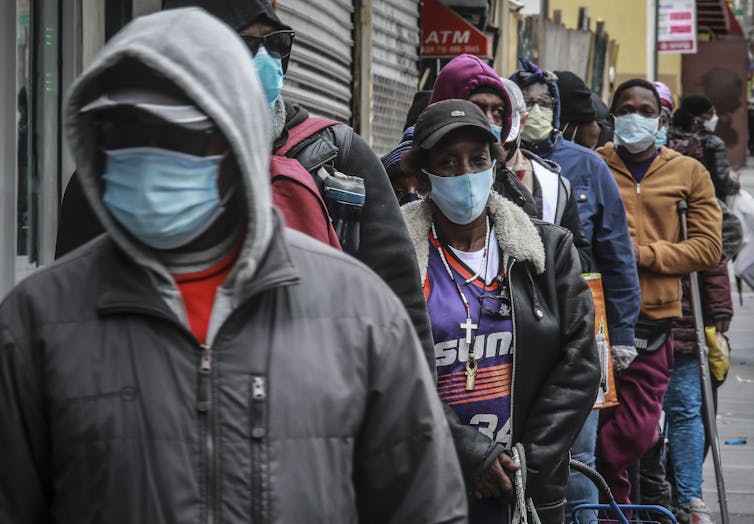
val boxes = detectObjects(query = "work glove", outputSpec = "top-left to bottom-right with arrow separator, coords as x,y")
612,345 -> 638,374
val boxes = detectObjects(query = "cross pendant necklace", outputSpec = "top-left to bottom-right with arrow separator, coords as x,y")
460,317 -> 478,345
432,219 -> 489,391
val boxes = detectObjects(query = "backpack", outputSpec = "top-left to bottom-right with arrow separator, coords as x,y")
667,135 -> 705,164
271,117 -> 366,253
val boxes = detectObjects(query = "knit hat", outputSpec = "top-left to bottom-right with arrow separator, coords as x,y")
680,94 -> 714,116
381,127 -> 414,179
652,81 -> 675,114
555,70 -> 595,124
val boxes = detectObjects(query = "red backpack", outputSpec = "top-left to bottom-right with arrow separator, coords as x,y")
270,117 -> 341,250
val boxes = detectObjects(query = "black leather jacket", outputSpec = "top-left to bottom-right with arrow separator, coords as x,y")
402,192 -> 600,524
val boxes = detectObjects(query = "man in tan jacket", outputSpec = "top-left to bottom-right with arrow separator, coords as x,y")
595,79 -> 722,507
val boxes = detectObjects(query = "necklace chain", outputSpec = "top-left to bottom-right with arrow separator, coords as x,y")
431,216 -> 492,392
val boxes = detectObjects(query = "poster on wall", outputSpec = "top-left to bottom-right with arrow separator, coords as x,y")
658,0 -> 697,54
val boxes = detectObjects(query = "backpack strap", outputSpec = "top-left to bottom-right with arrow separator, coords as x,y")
269,155 -> 342,251
275,117 -> 340,157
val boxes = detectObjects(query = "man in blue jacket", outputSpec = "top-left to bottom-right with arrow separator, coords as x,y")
511,59 -> 641,519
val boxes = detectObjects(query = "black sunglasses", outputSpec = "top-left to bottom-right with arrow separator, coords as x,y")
97,120 -> 217,157
241,30 -> 295,59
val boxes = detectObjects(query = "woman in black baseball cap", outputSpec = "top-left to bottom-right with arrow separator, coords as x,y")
400,99 -> 600,524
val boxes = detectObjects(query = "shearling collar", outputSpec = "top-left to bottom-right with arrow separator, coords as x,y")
401,191 -> 546,283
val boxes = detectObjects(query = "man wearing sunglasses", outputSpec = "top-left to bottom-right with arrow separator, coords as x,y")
0,9 -> 466,523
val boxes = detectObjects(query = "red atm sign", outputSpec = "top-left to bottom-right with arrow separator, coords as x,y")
421,0 -> 493,58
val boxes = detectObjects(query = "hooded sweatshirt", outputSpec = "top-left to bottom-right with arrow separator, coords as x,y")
65,7 -> 274,339
429,53 -> 513,141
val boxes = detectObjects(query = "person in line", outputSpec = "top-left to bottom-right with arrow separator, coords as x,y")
555,70 -> 602,150
425,53 -> 589,268
592,92 -> 614,148
596,79 -> 722,509
400,99 -> 600,524
652,81 -> 675,148
670,94 -> 740,202
510,59 -> 640,366
56,0 -> 436,380
0,9 -> 466,523
382,126 -> 423,205
644,81 -> 735,524
499,76 -> 590,271
511,60 -> 641,519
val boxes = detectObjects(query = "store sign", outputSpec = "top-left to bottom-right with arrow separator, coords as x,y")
658,0 -> 697,54
421,0 -> 492,58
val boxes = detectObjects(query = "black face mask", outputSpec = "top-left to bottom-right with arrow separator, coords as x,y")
399,193 -> 422,206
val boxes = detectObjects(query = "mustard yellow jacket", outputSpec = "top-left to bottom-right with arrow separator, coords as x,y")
597,144 -> 722,319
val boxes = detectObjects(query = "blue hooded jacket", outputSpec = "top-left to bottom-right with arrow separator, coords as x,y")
512,58 -> 640,346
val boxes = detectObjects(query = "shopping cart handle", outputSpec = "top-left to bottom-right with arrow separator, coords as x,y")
569,458 -> 615,502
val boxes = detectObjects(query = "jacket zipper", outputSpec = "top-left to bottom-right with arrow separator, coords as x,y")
197,344 -> 215,524
507,259 -> 517,446
250,375 -> 267,523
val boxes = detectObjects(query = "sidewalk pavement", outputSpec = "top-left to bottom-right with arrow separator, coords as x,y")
702,156 -> 754,523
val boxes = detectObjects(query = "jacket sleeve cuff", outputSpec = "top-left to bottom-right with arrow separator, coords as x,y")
636,245 -> 655,268
609,328 -> 636,347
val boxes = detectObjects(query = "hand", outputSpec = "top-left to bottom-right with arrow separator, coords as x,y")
612,345 -> 638,374
471,453 -> 520,501
714,319 -> 731,333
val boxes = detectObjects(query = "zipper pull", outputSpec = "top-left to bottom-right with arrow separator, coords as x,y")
636,183 -> 641,194
197,345 -> 212,412
251,375 -> 267,439
252,376 -> 266,400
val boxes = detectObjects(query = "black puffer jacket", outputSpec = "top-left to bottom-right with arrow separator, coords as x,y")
402,191 -> 600,524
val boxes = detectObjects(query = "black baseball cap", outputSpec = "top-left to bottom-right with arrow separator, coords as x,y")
413,99 -> 497,149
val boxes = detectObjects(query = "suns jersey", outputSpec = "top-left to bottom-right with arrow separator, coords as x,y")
425,233 -> 513,524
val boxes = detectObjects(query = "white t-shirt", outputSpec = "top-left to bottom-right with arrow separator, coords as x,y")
448,224 -> 500,285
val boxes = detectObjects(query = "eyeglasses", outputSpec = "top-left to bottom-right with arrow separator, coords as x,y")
241,30 -> 295,59
97,120 -> 218,157
524,94 -> 556,110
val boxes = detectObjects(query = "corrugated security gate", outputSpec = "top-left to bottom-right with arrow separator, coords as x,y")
277,0 -> 354,123
370,0 -> 420,155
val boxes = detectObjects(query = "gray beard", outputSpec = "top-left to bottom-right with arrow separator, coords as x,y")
272,95 -> 286,139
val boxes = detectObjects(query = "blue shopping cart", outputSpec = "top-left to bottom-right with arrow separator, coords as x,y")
569,459 -> 678,524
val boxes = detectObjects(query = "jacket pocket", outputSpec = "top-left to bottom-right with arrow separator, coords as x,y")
639,271 -> 681,309
250,375 -> 269,523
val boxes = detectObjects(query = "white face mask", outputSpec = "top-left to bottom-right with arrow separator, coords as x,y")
703,113 -> 719,133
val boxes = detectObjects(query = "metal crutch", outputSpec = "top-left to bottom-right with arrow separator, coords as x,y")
677,200 -> 730,524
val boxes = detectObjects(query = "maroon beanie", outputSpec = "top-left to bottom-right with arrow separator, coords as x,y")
429,54 -> 512,142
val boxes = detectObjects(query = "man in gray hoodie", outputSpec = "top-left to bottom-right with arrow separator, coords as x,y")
0,9 -> 466,523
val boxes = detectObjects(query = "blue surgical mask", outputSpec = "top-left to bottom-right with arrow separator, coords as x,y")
252,46 -> 284,107
103,147 -> 226,250
655,125 -> 668,147
490,124 -> 503,142
614,113 -> 659,154
424,161 -> 496,225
